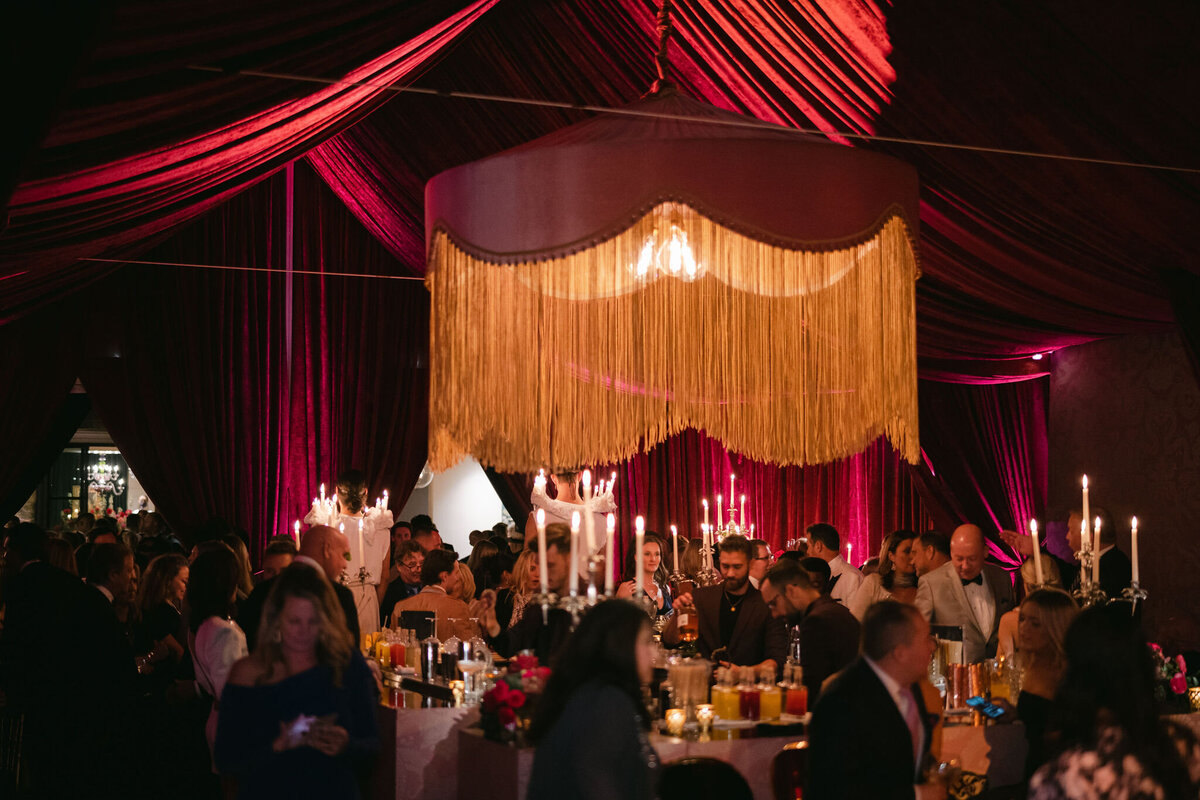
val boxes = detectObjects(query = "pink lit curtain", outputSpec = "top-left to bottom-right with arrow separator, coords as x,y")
8,0 -> 1197,569
0,0 -> 498,321
79,174 -> 292,550
78,164 -> 429,559
914,379 -> 1049,566
488,432 -> 928,572
285,164 -> 429,531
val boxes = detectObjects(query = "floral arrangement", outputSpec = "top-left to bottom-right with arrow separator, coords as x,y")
479,654 -> 550,745
1148,643 -> 1191,707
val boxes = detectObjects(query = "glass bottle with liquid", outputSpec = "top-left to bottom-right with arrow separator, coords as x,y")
441,636 -> 461,682
784,664 -> 808,716
405,630 -> 420,670
675,598 -> 699,643
758,665 -> 782,720
712,668 -> 740,721
420,634 -> 440,682
738,665 -> 761,721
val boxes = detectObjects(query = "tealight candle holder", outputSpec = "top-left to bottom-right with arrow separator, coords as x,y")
696,704 -> 715,734
665,708 -> 686,737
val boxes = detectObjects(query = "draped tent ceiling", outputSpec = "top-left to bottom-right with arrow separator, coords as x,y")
2,1 -> 1197,554
4,0 -> 1197,366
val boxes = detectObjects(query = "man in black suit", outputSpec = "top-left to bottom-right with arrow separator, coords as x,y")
760,560 -> 860,705
239,524 -> 360,648
663,534 -> 787,672
478,526 -> 573,664
807,601 -> 946,800
1001,508 -> 1131,598
2,527 -> 137,797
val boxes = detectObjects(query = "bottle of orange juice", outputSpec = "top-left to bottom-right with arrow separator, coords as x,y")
758,666 -> 782,720
784,664 -> 808,715
713,667 -> 741,721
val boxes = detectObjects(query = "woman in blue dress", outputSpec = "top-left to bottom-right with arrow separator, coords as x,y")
215,563 -> 378,799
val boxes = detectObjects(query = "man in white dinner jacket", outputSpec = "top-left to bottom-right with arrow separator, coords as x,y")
915,524 -> 1015,663
805,523 -> 863,606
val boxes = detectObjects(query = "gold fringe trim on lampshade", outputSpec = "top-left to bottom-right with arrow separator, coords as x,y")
426,201 -> 919,473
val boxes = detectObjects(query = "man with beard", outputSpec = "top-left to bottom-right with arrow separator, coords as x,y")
760,560 -> 860,704
663,534 -> 787,673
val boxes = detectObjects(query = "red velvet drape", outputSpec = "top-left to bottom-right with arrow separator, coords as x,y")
488,431 -> 927,572
0,0 -> 498,321
78,164 -> 429,560
285,164 -> 429,529
0,306 -> 86,519
914,379 -> 1049,566
81,174 -> 291,550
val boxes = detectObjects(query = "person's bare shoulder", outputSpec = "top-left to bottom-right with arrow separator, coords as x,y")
227,655 -> 268,687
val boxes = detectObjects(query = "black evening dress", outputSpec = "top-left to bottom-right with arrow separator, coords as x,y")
214,652 -> 379,799
527,680 -> 659,800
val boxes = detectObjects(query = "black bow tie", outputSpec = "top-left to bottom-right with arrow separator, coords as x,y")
960,574 -> 983,586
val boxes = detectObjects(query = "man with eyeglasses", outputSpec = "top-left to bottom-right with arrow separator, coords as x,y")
760,560 -> 860,706
747,538 -> 772,589
379,540 -> 425,626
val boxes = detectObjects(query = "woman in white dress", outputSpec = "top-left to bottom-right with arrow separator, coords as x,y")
847,529 -> 918,620
303,469 -> 393,636
523,470 -> 616,557
187,543 -> 249,778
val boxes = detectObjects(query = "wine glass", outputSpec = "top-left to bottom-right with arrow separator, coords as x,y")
456,658 -> 486,704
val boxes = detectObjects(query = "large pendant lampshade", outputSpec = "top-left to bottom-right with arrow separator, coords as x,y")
425,87 -> 921,473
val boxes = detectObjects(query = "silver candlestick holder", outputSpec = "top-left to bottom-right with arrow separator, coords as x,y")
1121,581 -> 1147,615
1070,549 -> 1107,607
586,555 -> 606,604
560,593 -> 590,627
532,591 -> 558,625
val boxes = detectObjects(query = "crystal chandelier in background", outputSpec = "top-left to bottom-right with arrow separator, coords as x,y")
87,455 -> 126,497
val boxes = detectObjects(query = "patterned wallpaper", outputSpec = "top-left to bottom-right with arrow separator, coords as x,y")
1049,332 -> 1200,652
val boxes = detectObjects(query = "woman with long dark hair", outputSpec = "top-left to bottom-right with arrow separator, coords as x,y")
215,564 -> 379,798
188,543 -> 248,791
846,529 -> 918,620
137,554 -> 190,671
1029,604 -> 1200,798
527,599 -> 660,800
616,532 -> 673,616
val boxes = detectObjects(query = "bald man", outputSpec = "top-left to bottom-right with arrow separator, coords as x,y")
239,525 -> 361,647
914,524 -> 1014,663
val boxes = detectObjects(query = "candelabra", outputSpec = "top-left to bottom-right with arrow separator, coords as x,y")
533,590 -> 559,625
1070,548 -> 1108,608
1121,581 -> 1148,615
559,593 -> 590,626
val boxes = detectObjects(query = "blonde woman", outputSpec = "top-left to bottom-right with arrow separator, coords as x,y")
1014,588 -> 1079,778
505,549 -> 540,630
221,534 -> 255,602
216,564 -> 378,798
451,561 -> 476,603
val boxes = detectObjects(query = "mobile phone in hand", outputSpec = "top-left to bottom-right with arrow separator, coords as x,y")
965,695 -> 1006,719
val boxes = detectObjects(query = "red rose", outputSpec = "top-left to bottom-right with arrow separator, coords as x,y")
1177,654 -> 1187,673
507,689 -> 526,710
497,706 -> 517,727
1170,674 -> 1188,695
